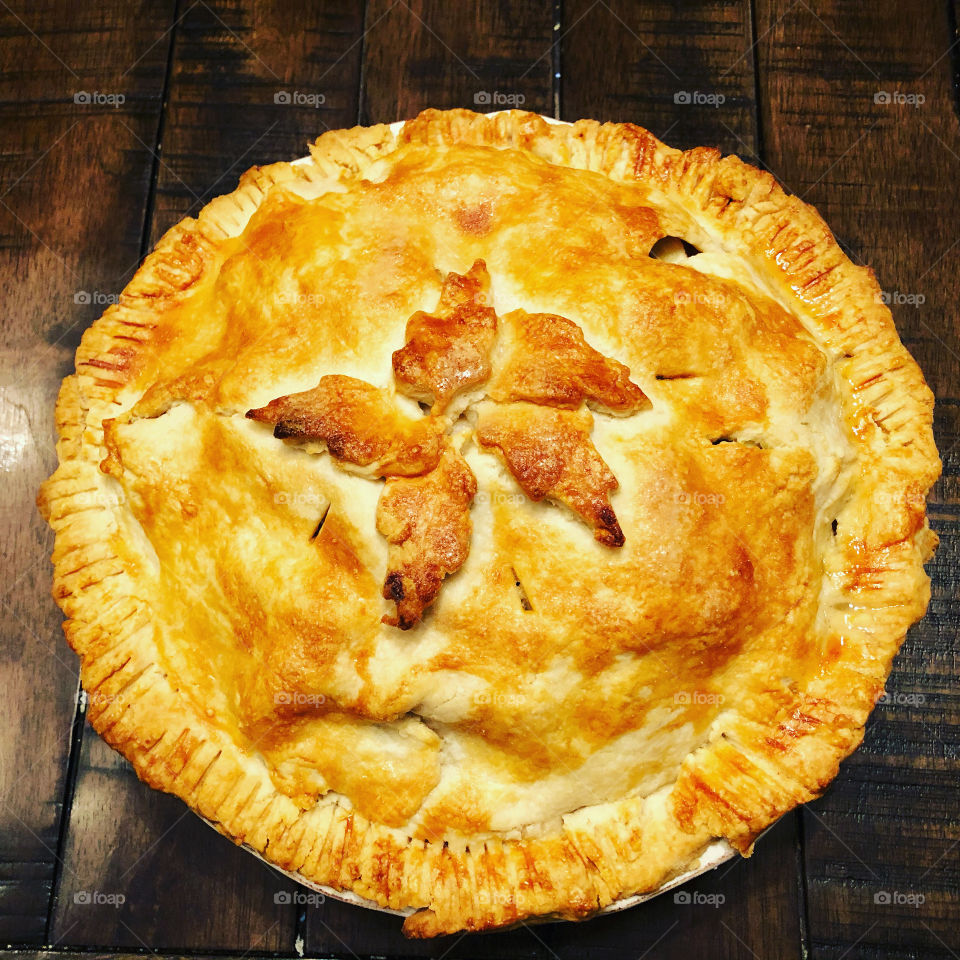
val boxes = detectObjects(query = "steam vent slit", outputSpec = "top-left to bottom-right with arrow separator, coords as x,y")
510,566 -> 534,612
310,504 -> 331,540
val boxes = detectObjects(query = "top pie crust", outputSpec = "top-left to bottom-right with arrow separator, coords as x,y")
38,109 -> 940,936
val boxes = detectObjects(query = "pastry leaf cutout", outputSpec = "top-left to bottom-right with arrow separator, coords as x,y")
377,446 -> 477,629
475,401 -> 625,547
392,259 -> 497,413
488,310 -> 649,415
248,260 -> 648,628
247,374 -> 443,478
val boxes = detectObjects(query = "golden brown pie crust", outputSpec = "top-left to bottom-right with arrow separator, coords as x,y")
38,109 -> 939,936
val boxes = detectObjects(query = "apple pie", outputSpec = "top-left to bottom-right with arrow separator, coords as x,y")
38,109 -> 939,936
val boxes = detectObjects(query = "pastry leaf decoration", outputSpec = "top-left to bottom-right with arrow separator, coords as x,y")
246,260 -> 648,628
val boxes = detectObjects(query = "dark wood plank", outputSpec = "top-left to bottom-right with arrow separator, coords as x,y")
13,2 -> 951,956
561,0 -> 759,158
301,816 -> 800,959
359,0 -> 555,123
0,0 -> 174,942
532,815 -> 802,960
50,731 -> 297,950
50,0 -> 366,950
4,953 -> 277,960
1,953 -> 289,960
303,896 -> 542,960
755,2 -> 960,957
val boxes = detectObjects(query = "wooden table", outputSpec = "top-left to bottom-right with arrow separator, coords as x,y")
2,2 -> 958,957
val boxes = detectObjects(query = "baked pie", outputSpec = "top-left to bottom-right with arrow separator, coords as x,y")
38,109 -> 940,936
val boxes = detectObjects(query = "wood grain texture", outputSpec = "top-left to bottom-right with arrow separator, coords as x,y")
359,0 -> 555,124
303,6 -> 555,948
304,10 -> 553,947
49,0 -> 366,950
561,0 -> 759,158
756,2 -> 960,957
0,0 -> 173,942
562,8 -> 804,959
306,3 -> 555,948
